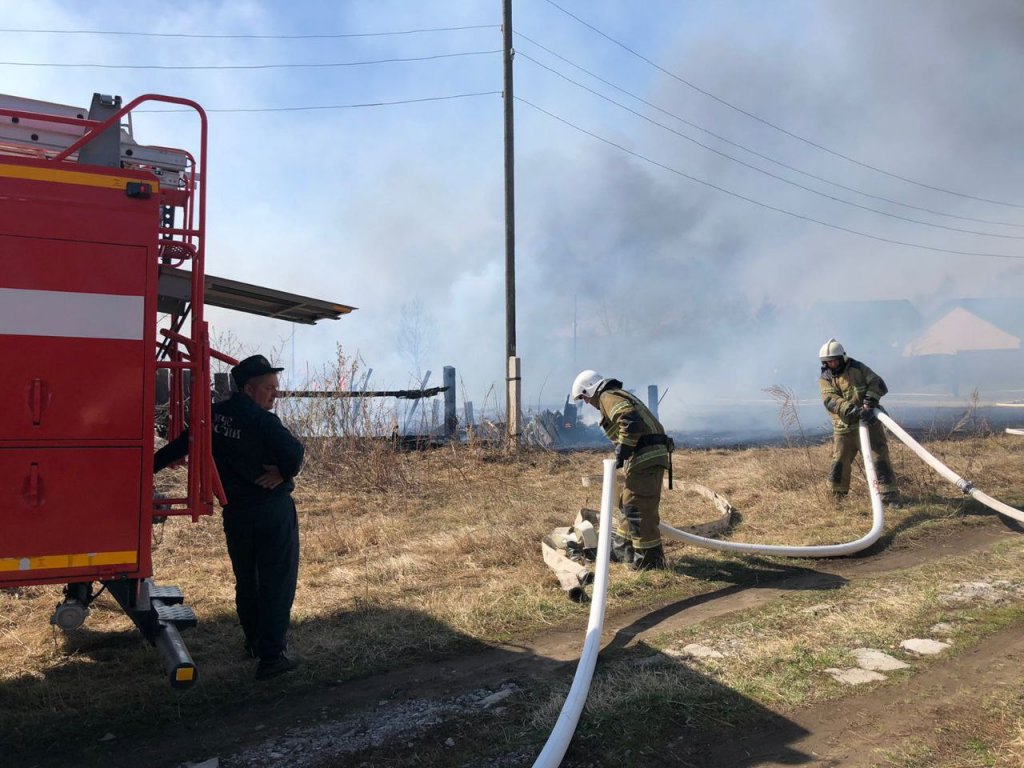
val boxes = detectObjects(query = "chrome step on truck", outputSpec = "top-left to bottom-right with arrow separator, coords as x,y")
106,579 -> 199,688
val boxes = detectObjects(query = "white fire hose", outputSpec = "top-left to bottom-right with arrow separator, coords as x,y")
1007,428 -> 1024,437
534,415 -> 1021,764
876,412 -> 1024,524
535,438 -> 882,766
532,458 -> 615,768
661,421 -> 885,557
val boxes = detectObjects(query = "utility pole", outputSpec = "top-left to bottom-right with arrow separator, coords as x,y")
573,294 -> 577,370
502,0 -> 521,449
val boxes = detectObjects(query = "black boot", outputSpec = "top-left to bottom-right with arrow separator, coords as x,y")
881,491 -> 902,508
243,636 -> 260,659
611,532 -> 634,565
630,545 -> 667,571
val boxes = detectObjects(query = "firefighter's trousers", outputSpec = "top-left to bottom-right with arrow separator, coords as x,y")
829,422 -> 895,496
223,495 -> 300,660
617,464 -> 665,551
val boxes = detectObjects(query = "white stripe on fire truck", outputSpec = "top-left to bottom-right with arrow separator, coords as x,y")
0,550 -> 138,572
0,287 -> 144,340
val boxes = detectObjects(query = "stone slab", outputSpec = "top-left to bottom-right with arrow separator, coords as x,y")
852,648 -> 910,671
824,667 -> 887,685
680,643 -> 725,660
900,638 -> 951,655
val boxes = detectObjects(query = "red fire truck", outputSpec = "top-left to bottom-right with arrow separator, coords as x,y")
0,92 -> 352,687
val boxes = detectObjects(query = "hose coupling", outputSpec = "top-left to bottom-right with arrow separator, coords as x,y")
956,478 -> 974,495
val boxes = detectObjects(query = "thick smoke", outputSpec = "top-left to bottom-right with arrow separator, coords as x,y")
511,0 -> 1024,433
6,1 -> 1021,437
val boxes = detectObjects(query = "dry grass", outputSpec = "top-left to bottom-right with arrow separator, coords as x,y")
525,535 -> 1024,766
642,539 -> 1024,703
2,429 -> 1024,762
871,689 -> 1024,767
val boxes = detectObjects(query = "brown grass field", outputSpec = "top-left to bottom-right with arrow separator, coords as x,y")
2,425 -> 1024,767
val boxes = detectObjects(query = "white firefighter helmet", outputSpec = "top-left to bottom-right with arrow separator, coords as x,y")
819,338 -> 847,362
571,369 -> 605,400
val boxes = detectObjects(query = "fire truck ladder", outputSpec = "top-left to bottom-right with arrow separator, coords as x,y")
3,91 -> 353,687
0,93 -> 220,687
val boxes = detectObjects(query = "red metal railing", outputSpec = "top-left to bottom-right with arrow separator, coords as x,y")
0,94 -> 223,524
158,328 -> 233,517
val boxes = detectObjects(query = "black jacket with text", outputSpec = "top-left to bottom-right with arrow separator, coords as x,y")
154,392 -> 304,508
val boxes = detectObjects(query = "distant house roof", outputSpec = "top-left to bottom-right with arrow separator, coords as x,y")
934,298 -> 1024,339
903,306 -> 1021,357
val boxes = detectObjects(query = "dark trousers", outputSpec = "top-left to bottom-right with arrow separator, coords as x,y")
223,495 -> 300,660
617,464 -> 665,551
829,422 -> 895,496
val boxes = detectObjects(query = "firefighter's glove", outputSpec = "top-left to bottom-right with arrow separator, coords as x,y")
863,396 -> 886,417
859,406 -> 878,425
845,405 -> 863,425
614,443 -> 635,469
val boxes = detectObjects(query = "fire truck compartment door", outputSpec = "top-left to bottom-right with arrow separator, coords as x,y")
0,236 -> 148,440
0,447 -> 142,580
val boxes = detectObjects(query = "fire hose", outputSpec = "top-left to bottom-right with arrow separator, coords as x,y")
660,421 -> 885,557
1007,428 -> 1024,437
535,432 -> 882,765
535,416 -> 1020,764
532,458 -> 615,768
535,434 -> 882,765
876,412 -> 1024,524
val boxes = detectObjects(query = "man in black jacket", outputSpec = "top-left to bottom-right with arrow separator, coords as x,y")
155,355 -> 304,680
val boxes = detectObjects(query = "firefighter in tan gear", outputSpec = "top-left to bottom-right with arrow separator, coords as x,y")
572,370 -> 672,570
818,339 -> 899,505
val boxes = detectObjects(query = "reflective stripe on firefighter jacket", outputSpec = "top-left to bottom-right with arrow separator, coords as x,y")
597,386 -> 670,471
819,358 -> 888,436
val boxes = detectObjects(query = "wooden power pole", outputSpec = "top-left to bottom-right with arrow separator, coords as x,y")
502,0 -> 521,448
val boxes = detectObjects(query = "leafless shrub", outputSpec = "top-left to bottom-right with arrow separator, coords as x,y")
946,389 -> 992,439
7,432 -> 1024,760
765,385 -> 807,446
275,344 -> 409,493
764,384 -> 825,499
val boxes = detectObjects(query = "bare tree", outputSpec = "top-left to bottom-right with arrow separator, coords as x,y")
396,298 -> 435,383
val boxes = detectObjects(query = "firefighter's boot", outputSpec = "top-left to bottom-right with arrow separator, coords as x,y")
611,532 -> 634,565
630,544 -> 667,571
881,491 -> 902,508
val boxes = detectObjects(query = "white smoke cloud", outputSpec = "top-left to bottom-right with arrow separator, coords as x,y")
4,0 -> 1022,433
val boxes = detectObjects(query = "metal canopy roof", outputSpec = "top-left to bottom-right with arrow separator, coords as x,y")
158,265 -> 356,325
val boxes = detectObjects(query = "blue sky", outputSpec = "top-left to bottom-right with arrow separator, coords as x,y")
4,1 -> 1023,427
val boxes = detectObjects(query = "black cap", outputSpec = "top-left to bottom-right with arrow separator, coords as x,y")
231,354 -> 284,388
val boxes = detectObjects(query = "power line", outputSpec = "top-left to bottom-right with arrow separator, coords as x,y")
0,24 -> 498,39
515,96 -> 1023,260
0,49 -> 500,70
515,31 -> 1024,231
516,51 -> 1024,241
541,0 -> 1024,210
137,91 -> 501,113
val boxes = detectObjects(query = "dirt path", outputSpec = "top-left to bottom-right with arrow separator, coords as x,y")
679,622 -> 1024,767
70,521 -> 1020,768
